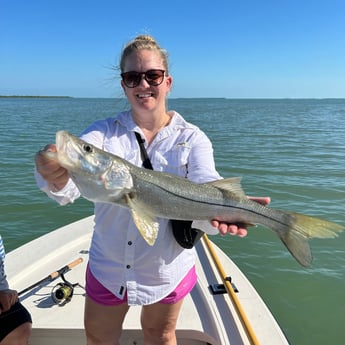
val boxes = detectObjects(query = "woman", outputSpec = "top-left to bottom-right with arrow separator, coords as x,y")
35,35 -> 269,345
0,235 -> 32,345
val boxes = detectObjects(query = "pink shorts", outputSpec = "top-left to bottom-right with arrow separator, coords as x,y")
86,265 -> 197,305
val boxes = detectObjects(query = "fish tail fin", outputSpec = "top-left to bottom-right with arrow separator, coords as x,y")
278,227 -> 312,267
274,211 -> 344,267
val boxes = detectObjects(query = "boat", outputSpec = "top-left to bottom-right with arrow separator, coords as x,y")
6,216 -> 290,345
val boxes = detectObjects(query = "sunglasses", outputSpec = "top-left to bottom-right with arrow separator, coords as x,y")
121,69 -> 165,88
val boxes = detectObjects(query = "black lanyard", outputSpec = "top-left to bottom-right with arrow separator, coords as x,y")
134,132 -> 153,170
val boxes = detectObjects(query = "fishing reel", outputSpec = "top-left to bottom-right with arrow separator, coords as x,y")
51,273 -> 83,306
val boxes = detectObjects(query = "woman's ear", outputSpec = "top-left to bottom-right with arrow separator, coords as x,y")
165,75 -> 173,92
121,80 -> 127,94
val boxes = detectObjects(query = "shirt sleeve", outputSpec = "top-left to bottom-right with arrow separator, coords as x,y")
34,169 -> 80,206
187,129 -> 222,183
0,236 -> 9,290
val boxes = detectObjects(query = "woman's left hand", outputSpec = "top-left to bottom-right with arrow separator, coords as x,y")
211,196 -> 271,237
0,289 -> 18,314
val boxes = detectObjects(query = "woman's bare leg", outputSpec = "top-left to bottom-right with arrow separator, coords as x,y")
84,296 -> 129,345
141,299 -> 184,345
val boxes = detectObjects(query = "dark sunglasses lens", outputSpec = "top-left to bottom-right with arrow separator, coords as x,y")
122,72 -> 141,87
122,70 -> 165,87
145,70 -> 164,85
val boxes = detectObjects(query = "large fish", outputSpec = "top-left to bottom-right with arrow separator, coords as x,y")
53,130 -> 343,267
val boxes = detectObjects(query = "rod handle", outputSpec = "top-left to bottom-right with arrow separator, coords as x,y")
50,257 -> 83,279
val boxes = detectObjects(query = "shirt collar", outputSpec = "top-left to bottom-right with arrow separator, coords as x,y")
113,110 -> 194,145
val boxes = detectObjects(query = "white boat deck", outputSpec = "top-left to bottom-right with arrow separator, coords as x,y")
6,216 -> 289,345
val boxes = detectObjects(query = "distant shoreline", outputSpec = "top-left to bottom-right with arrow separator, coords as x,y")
1,96 -> 344,100
0,95 -> 73,98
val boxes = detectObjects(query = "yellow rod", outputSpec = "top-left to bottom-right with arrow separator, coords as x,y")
202,234 -> 260,345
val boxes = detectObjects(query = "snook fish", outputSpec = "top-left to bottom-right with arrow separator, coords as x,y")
54,130 -> 343,267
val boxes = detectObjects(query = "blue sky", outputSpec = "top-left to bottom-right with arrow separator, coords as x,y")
1,0 -> 344,98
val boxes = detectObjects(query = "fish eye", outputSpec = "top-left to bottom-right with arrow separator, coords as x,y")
83,144 -> 93,153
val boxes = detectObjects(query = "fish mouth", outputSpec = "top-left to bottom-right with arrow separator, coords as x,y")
56,130 -> 69,153
56,131 -> 113,177
56,130 -> 83,170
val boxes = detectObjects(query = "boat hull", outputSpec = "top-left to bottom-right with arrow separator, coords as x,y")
6,216 -> 289,345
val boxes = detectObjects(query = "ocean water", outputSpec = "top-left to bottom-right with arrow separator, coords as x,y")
1,97 -> 345,344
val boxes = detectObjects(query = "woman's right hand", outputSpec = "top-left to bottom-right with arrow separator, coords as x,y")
35,144 -> 69,191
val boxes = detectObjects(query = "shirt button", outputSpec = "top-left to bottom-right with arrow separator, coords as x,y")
128,241 -> 132,245
126,265 -> 131,269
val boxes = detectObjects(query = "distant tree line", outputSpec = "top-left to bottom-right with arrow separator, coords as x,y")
0,95 -> 72,98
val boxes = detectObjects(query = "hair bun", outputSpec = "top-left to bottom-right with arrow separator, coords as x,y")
134,35 -> 157,45
119,34 -> 169,74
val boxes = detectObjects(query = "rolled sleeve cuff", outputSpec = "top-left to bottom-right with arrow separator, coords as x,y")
34,169 -> 80,205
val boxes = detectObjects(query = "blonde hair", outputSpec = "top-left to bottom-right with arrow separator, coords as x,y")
120,35 -> 169,74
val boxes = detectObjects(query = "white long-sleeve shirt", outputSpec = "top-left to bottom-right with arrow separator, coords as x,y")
36,110 -> 221,305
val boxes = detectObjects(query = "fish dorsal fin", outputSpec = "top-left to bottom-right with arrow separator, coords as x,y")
208,177 -> 246,197
125,194 -> 159,246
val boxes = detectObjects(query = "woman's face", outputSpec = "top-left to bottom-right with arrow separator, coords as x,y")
121,49 -> 172,114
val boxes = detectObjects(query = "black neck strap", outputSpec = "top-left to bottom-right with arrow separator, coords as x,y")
134,132 -> 154,170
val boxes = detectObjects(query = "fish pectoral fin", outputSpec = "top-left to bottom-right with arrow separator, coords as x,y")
131,209 -> 159,246
208,177 -> 246,197
125,194 -> 159,246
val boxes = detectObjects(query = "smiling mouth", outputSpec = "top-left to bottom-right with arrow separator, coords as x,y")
137,93 -> 154,98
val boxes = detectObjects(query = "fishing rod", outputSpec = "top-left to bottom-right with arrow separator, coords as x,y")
18,257 -> 83,297
202,235 -> 260,345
